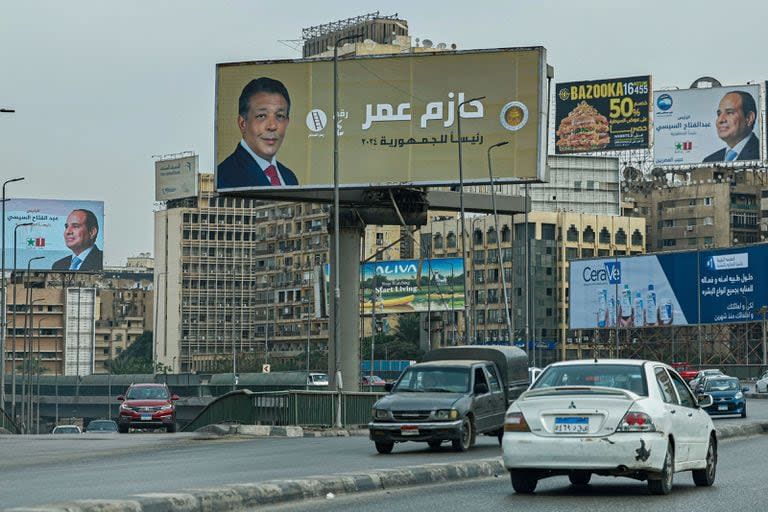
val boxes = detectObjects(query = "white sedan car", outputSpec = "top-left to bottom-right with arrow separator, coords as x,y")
756,371 -> 768,393
502,359 -> 717,495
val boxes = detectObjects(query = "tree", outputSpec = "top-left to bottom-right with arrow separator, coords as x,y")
105,331 -> 153,374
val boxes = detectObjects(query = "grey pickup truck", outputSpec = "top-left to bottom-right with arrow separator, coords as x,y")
368,345 -> 529,454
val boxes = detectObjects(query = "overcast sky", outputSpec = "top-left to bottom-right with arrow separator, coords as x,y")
1,0 -> 766,265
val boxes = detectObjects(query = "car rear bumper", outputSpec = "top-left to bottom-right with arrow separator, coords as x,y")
502,431 -> 668,473
369,420 -> 463,442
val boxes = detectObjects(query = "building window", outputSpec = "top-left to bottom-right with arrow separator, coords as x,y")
704,197 -> 713,206
631,229 -> 643,246
501,225 -> 511,242
541,223 -> 555,241
615,228 -> 627,245
566,225 -> 579,242
583,226 -> 595,243
473,228 -> 483,245
599,227 -> 611,244
703,217 -> 714,225
446,232 -> 457,248
662,239 -> 677,247
574,181 -> 582,191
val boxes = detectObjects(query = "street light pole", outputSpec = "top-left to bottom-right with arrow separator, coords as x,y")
456,95 -> 486,344
331,33 -> 363,395
10,221 -> 32,419
760,305 -> 768,367
1,176 -> 25,411
22,257 -> 43,431
487,141 -> 513,345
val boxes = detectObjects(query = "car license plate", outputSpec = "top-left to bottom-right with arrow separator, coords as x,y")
400,425 -> 419,436
140,414 -> 152,421
718,405 -> 728,411
554,416 -> 589,433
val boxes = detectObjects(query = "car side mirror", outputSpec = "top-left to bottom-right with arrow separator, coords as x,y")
474,382 -> 489,395
171,394 -> 180,401
117,395 -> 125,401
697,394 -> 713,408
742,386 -> 750,393
384,383 -> 393,392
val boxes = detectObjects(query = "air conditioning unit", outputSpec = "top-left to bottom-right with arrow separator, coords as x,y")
686,226 -> 694,231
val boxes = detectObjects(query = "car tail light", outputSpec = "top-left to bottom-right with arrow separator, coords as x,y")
504,412 -> 530,432
616,411 -> 656,432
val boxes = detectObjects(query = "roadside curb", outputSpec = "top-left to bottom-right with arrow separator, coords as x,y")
5,459 -> 506,512
8,421 -> 768,512
195,424 -> 368,438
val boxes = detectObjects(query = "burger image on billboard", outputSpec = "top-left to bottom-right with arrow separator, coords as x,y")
555,101 -> 610,152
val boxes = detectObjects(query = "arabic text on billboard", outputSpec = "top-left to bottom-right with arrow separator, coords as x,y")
653,84 -> 762,166
155,155 -> 199,201
555,75 -> 651,154
568,244 -> 767,329
215,47 -> 548,193
4,199 -> 105,272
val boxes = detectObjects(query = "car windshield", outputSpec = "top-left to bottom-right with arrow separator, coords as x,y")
54,426 -> 79,434
87,421 -> 117,431
704,378 -> 739,391
393,367 -> 469,393
126,386 -> 170,400
532,364 -> 647,396
309,374 -> 329,385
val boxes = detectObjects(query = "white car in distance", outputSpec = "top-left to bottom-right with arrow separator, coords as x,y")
502,359 -> 717,495
756,371 -> 768,393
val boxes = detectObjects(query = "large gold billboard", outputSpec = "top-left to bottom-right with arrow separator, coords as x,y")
215,47 -> 548,193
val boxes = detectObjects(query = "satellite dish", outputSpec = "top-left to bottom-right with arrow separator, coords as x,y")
363,38 -> 376,49
436,42 -> 447,50
622,166 -> 640,181
690,76 -> 722,89
422,39 -> 433,48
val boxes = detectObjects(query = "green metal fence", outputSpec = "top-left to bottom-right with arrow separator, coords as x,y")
0,407 -> 20,434
182,389 -> 384,432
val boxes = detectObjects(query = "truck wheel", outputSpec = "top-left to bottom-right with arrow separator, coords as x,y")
375,441 -> 394,454
569,471 -> 591,486
452,417 -> 474,452
428,440 -> 443,450
510,470 -> 538,494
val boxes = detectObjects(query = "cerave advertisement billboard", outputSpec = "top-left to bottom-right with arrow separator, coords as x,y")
155,155 -> 198,201
653,84 -> 762,166
555,75 -> 651,154
360,257 -> 465,314
569,244 -> 768,329
215,47 -> 548,193
4,199 -> 105,272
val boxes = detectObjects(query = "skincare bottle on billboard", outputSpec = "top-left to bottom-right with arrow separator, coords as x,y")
609,296 -> 617,327
621,284 -> 633,321
633,291 -> 644,327
660,298 -> 673,324
597,289 -> 607,328
646,284 -> 657,325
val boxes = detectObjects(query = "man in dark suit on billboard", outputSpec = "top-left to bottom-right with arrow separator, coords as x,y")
217,77 -> 299,189
703,90 -> 760,163
51,209 -> 103,271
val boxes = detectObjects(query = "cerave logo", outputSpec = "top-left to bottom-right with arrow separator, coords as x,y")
581,261 -> 621,284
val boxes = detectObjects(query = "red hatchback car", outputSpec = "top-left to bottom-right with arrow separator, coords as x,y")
117,383 -> 179,433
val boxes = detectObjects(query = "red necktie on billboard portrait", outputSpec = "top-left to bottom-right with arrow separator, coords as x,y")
264,165 -> 281,186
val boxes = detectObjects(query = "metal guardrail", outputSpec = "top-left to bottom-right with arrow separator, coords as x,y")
182,389 -> 385,432
0,407 -> 20,434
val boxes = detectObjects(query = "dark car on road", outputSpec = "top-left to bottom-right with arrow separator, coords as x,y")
697,376 -> 748,418
117,383 -> 179,433
85,419 -> 119,433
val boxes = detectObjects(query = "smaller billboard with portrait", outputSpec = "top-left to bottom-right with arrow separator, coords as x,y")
3,199 -> 105,272
555,75 -> 652,154
653,84 -> 762,166
155,155 -> 198,201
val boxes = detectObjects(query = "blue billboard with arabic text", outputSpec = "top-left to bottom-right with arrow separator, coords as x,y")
569,244 -> 767,329
3,199 -> 105,272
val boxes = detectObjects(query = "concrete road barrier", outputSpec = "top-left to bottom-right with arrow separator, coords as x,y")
8,421 -> 768,512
